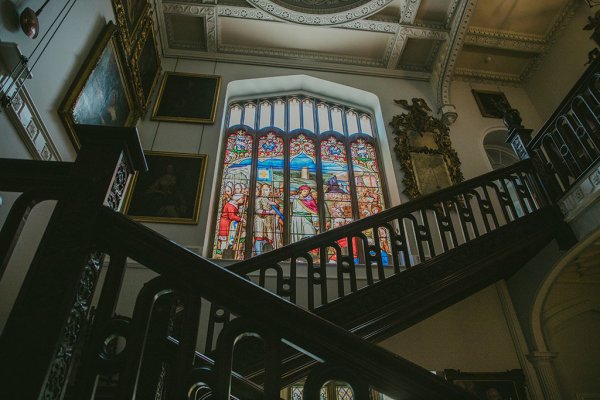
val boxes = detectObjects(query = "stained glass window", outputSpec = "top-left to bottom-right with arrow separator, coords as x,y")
212,95 -> 388,261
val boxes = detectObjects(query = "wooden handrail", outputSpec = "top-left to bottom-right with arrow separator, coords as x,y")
230,158 -> 543,274
96,208 -> 475,399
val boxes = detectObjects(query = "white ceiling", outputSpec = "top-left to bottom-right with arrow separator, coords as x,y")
154,0 -> 578,88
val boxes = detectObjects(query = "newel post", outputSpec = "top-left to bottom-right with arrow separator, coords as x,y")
505,109 -> 563,203
0,125 -> 146,400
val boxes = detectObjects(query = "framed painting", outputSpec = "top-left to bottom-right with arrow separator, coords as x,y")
152,72 -> 221,124
124,151 -> 208,224
111,0 -> 150,55
130,15 -> 162,116
445,369 -> 528,400
472,90 -> 511,118
58,22 -> 136,150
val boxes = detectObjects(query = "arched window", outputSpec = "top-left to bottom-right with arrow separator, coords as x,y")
483,130 -> 518,170
211,94 -> 388,260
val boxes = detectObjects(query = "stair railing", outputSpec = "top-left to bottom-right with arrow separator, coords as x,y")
198,158 -> 552,356
0,125 -> 475,400
508,57 -> 600,202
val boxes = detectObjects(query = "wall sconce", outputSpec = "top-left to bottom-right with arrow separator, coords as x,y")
20,0 -> 50,39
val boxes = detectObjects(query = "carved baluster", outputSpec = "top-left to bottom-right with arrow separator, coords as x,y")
205,303 -> 231,352
497,178 -> 519,222
115,278 -> 175,399
390,218 -> 410,272
67,252 -> 128,400
0,125 -> 145,400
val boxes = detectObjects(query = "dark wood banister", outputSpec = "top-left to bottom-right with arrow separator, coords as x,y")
229,158 -> 544,274
96,208 -> 475,399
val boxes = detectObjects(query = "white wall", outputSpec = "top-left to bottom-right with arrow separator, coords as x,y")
379,285 -> 521,372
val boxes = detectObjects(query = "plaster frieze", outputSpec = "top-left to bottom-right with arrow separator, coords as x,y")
400,0 -> 422,24
453,67 -> 522,84
465,27 -> 548,53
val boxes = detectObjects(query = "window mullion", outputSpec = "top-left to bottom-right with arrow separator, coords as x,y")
244,130 -> 261,259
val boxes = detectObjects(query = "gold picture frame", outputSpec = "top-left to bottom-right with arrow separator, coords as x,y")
58,22 -> 136,150
123,151 -> 208,224
130,15 -> 162,116
472,89 -> 511,119
151,72 -> 221,124
111,0 -> 150,56
389,98 -> 463,199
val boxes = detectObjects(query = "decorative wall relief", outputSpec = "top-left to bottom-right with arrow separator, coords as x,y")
4,85 -> 61,160
389,98 -> 463,199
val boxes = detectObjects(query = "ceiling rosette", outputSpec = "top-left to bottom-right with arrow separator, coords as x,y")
247,0 -> 392,25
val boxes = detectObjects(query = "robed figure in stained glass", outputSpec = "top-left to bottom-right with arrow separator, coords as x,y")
290,185 -> 319,242
254,183 -> 283,254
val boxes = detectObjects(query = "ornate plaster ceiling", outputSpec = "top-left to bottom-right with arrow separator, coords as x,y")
154,0 -> 578,102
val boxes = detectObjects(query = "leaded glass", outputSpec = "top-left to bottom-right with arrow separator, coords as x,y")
244,102 -> 256,127
229,104 -> 242,127
253,133 -> 285,256
290,134 -> 320,243
336,385 -> 354,400
289,385 -> 328,399
289,97 -> 301,131
212,94 -> 388,261
302,99 -> 315,133
259,100 -> 271,129
359,114 -> 373,136
213,130 -> 253,260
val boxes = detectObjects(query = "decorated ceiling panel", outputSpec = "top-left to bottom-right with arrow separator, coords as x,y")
155,0 -> 577,86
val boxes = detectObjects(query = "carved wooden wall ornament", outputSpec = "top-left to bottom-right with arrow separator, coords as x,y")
389,98 -> 464,199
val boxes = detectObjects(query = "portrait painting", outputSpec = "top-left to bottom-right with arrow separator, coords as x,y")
445,370 -> 527,400
58,22 -> 135,150
124,151 -> 208,224
152,72 -> 221,124
130,16 -> 161,115
472,90 -> 511,118
112,0 -> 150,55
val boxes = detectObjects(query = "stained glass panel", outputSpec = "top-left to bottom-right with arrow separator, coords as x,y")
259,100 -> 271,129
212,130 -> 252,260
273,98 -> 286,130
229,104 -> 242,127
346,110 -> 359,135
289,97 -> 301,131
244,102 -> 256,127
351,139 -> 389,264
336,385 -> 354,400
215,96 -> 385,261
318,103 -> 330,133
331,106 -> 343,133
302,99 -> 315,133
359,114 -> 373,136
290,134 -> 320,243
253,132 -> 285,256
289,385 -> 328,400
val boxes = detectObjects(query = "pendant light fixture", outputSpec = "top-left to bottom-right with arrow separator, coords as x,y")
20,0 -> 51,39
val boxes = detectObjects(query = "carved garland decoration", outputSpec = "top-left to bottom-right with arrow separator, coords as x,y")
389,98 -> 463,199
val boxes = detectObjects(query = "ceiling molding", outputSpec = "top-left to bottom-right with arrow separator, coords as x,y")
465,27 -> 548,53
400,0 -> 421,24
245,0 -> 394,26
453,67 -> 522,84
162,46 -> 431,80
431,0 -> 477,110
384,25 -> 448,69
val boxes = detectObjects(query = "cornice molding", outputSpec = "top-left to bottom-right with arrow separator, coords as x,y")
162,47 -> 431,80
453,67 -> 522,84
465,27 -> 547,53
